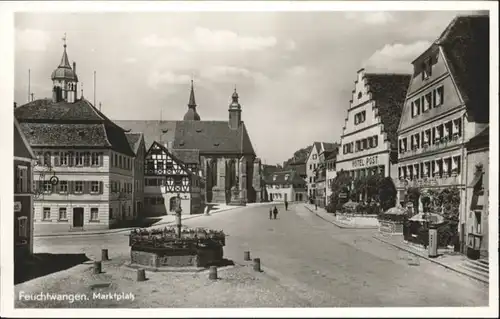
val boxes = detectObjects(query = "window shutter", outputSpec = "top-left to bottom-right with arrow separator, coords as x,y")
54,152 -> 60,166
99,181 -> 103,194
84,181 -> 89,194
53,182 -> 59,193
37,180 -> 42,193
99,152 -> 104,166
68,181 -> 74,194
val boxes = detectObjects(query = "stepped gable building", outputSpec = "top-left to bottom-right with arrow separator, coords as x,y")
395,14 -> 489,253
115,81 -> 263,205
305,142 -> 338,200
336,69 -> 411,202
14,40 -> 138,235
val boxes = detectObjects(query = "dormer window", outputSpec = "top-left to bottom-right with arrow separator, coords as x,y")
422,57 -> 432,80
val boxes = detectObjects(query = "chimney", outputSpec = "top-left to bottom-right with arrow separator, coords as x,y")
14,102 -> 17,109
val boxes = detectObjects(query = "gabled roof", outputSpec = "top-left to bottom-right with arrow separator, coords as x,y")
15,98 -> 135,156
14,117 -> 36,160
145,141 -> 194,177
265,170 -> 305,185
467,125 -> 489,150
125,132 -> 144,155
364,73 -> 411,149
322,142 -> 339,152
437,14 -> 489,123
114,120 -> 256,156
171,149 -> 200,165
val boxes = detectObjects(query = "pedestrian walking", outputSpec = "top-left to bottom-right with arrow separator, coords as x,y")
284,200 -> 288,211
273,206 -> 278,219
269,208 -> 273,220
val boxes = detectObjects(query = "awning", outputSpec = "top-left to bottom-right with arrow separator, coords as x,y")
469,172 -> 483,188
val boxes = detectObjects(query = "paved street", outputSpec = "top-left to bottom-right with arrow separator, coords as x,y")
33,203 -> 488,307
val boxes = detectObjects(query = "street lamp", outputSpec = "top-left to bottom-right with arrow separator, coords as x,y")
175,193 -> 182,238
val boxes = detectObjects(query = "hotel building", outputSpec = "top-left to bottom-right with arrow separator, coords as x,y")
336,68 -> 411,201
395,15 -> 489,252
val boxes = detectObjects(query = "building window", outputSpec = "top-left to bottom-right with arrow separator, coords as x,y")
75,152 -> 84,166
411,99 -> 421,118
58,181 -> 68,193
60,152 -> 69,166
75,181 -> 83,193
59,207 -> 67,220
422,57 -> 432,80
91,152 -> 100,166
422,93 -> 432,112
84,152 -> 91,166
357,92 -> 362,99
312,154 -> 317,160
43,152 -> 51,167
373,136 -> 378,148
119,156 -> 123,168
309,177 -> 312,183
16,165 -> 28,193
91,181 -> 100,193
354,110 -> 366,125
90,208 -> 99,221
18,216 -> 28,238
43,181 -> 52,194
43,207 -> 51,220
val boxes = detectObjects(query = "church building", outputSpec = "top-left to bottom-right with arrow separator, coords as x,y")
115,81 -> 263,211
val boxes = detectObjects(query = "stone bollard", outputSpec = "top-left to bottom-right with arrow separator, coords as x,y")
209,266 -> 218,280
93,261 -> 102,274
244,251 -> 251,261
253,258 -> 261,272
136,269 -> 146,282
101,249 -> 109,261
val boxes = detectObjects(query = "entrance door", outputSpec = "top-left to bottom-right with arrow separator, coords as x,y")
73,208 -> 84,227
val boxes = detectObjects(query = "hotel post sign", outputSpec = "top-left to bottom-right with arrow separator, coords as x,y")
351,155 -> 379,168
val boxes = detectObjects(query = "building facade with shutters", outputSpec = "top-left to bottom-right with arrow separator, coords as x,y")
14,118 -> 36,263
14,41 -> 139,235
395,15 -> 489,252
336,68 -> 411,202
305,142 -> 338,201
265,170 -> 307,203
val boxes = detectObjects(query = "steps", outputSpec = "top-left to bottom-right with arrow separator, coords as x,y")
458,258 -> 489,284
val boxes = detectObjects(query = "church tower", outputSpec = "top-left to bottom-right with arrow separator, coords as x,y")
51,34 -> 78,103
183,80 -> 201,121
228,87 -> 242,130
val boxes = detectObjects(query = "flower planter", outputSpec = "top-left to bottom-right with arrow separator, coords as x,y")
128,227 -> 226,269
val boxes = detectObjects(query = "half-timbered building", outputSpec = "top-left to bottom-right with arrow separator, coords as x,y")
144,142 -> 203,215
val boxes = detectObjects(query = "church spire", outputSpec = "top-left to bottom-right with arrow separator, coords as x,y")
183,79 -> 201,121
188,79 -> 196,108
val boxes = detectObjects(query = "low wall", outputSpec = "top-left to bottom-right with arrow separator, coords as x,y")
378,220 -> 404,234
336,215 -> 379,227
130,245 -> 223,268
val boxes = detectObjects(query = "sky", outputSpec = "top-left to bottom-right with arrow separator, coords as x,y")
14,10 -> 484,165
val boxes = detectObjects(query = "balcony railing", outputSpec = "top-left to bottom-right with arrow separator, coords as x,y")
400,134 -> 461,158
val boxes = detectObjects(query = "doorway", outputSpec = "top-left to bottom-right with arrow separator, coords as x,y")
73,208 -> 84,227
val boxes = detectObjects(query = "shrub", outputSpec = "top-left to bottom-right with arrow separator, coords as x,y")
378,177 -> 397,211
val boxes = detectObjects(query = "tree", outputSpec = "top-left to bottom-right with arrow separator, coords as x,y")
406,187 -> 421,216
378,177 -> 397,211
327,170 -> 352,212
